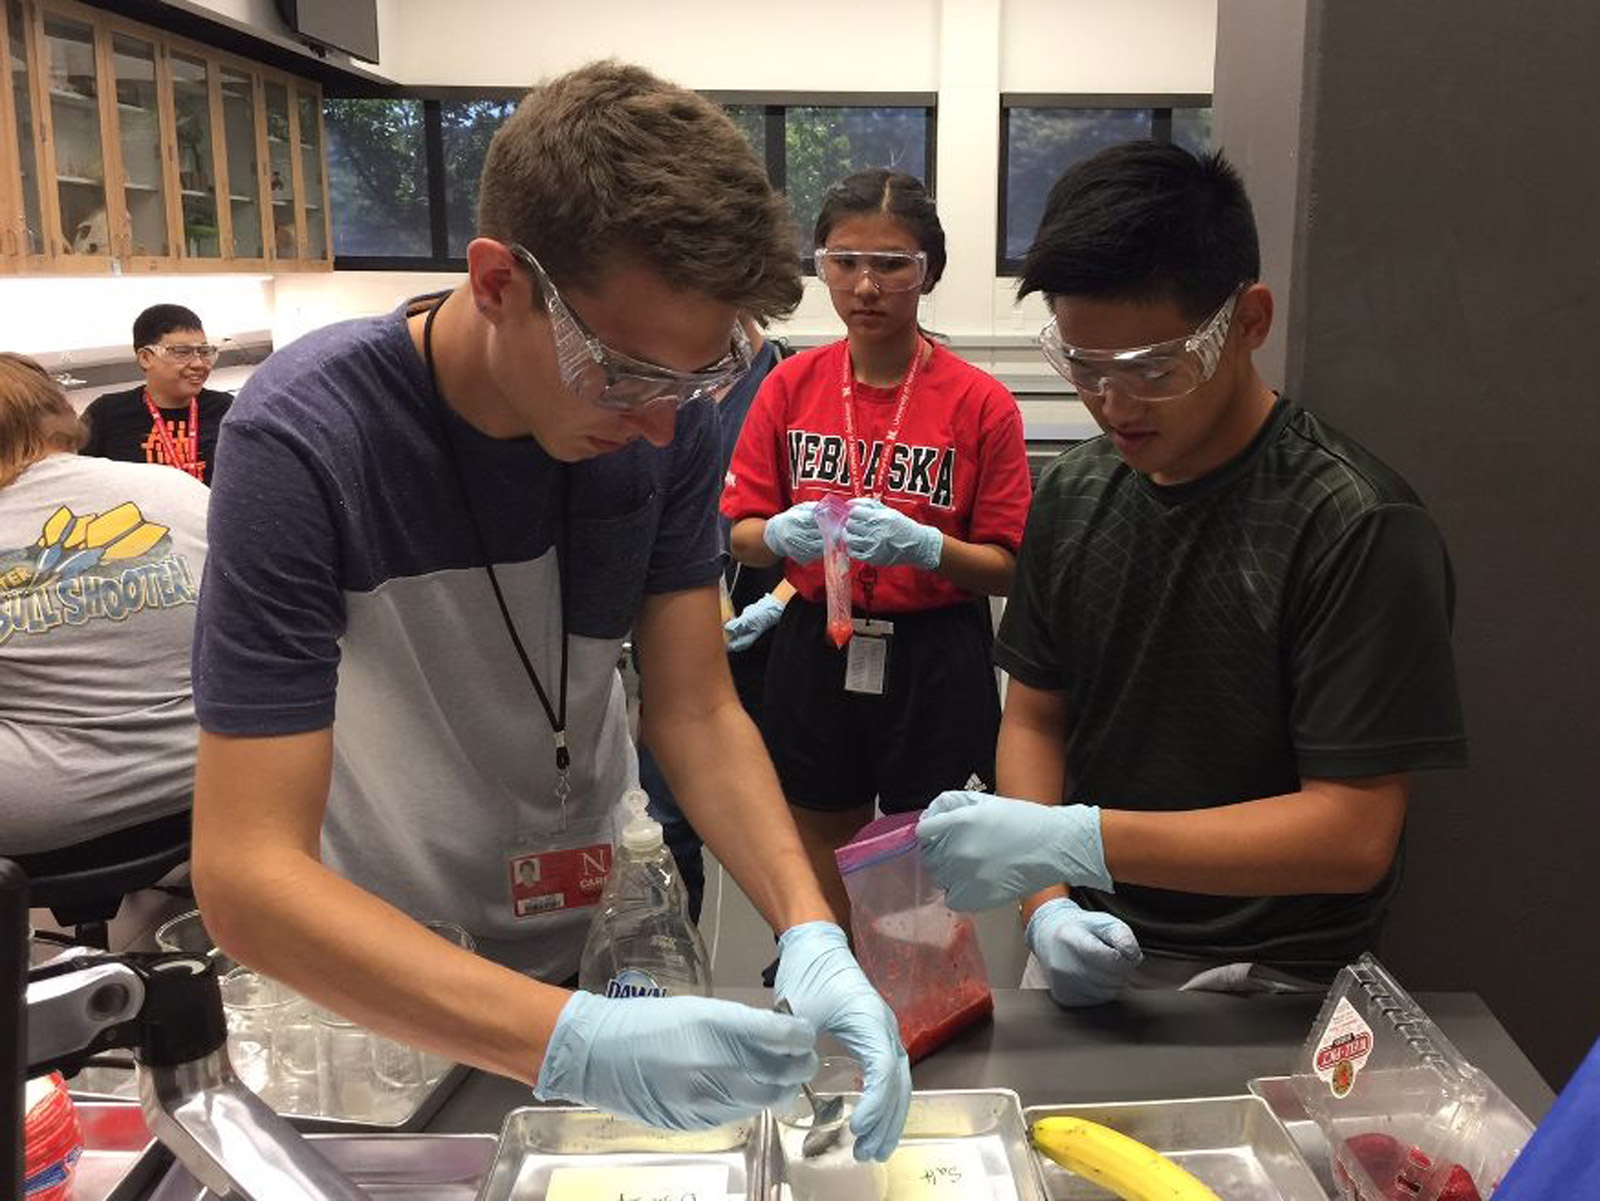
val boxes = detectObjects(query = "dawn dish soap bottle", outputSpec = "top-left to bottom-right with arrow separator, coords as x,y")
577,788 -> 712,999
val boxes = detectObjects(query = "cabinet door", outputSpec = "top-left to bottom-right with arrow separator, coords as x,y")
218,61 -> 267,264
0,0 -> 19,268
4,0 -> 49,267
107,27 -> 172,264
262,75 -> 297,261
36,5 -> 114,267
167,47 -> 222,261
295,82 -> 328,265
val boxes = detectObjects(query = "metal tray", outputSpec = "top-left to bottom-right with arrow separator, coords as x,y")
70,1060 -> 469,1134
477,1105 -> 765,1200
141,1132 -> 498,1200
1024,1095 -> 1328,1200
1249,1076 -> 1339,1198
769,1089 -> 1046,1201
69,1100 -> 172,1201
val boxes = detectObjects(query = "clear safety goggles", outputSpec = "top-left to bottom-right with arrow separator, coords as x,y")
1039,285 -> 1245,402
510,243 -> 752,412
814,248 -> 928,294
142,342 -> 220,364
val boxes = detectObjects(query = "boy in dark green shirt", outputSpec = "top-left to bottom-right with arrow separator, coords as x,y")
917,142 -> 1465,1003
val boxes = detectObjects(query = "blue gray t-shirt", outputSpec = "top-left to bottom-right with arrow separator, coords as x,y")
194,298 -> 722,978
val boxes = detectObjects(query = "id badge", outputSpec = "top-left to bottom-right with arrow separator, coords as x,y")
844,617 -> 894,696
508,833 -> 612,921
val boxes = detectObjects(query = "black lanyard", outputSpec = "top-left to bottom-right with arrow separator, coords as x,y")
421,295 -> 571,803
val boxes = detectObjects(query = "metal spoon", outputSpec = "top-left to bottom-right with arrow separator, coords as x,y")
774,999 -> 848,1157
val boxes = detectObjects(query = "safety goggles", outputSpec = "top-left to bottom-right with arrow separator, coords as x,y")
814,248 -> 928,294
509,243 -> 752,412
142,342 -> 219,364
1039,285 -> 1246,402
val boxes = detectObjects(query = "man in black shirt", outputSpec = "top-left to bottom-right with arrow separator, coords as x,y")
81,304 -> 232,484
917,143 -> 1466,1004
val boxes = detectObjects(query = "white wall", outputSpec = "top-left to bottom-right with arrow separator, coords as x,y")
1001,0 -> 1217,93
380,0 -> 941,92
0,274 -> 274,363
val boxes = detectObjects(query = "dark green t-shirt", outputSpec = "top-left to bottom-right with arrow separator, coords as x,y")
994,397 -> 1466,974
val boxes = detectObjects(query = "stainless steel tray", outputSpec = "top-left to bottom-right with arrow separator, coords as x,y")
69,1100 -> 172,1201
1249,1076 -> 1339,1198
769,1089 -> 1046,1201
1025,1095 -> 1327,1200
70,1060 -> 469,1134
477,1106 -> 765,1200
141,1132 -> 498,1200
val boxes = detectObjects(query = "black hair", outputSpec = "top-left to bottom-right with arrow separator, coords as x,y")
813,169 -> 946,294
133,304 -> 205,351
1018,142 -> 1260,319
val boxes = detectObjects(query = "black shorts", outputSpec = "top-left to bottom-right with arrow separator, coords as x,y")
760,597 -> 1000,814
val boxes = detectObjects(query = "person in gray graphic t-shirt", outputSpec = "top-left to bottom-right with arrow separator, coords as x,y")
0,352 -> 208,862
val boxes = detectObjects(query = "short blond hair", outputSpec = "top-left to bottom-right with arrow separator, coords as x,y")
478,60 -> 802,320
0,353 -> 85,488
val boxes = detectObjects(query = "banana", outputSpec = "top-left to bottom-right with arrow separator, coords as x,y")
1031,1116 -> 1221,1201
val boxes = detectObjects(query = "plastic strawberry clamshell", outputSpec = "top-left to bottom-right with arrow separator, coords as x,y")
1289,954 -> 1534,1201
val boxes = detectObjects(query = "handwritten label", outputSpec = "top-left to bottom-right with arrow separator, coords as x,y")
885,1143 -> 989,1197
545,1164 -> 729,1201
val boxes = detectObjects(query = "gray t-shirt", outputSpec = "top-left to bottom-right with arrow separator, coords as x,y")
0,453 -> 208,853
193,301 -> 723,980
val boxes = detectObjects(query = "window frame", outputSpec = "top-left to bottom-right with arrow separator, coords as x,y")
321,84 -> 937,272
997,92 -> 1212,277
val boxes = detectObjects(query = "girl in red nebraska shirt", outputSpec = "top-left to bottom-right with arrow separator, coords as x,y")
723,169 -> 1032,925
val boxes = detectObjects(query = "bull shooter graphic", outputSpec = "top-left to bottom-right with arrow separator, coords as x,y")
0,500 -> 198,644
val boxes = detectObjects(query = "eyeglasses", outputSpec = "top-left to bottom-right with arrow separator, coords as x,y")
142,342 -> 219,364
508,243 -> 752,412
1039,285 -> 1246,402
814,248 -> 928,294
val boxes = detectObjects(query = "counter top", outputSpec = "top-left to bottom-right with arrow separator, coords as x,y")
426,986 -> 1556,1136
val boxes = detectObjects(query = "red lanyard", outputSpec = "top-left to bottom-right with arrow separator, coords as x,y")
837,336 -> 925,500
142,389 -> 203,480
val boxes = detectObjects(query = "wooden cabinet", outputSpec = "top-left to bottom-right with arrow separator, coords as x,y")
0,0 -> 331,273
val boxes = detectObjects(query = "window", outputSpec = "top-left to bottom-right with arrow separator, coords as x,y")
441,98 -> 520,258
999,95 -> 1212,274
702,96 -> 935,260
323,97 -> 430,258
323,90 -> 934,271
783,105 -> 931,252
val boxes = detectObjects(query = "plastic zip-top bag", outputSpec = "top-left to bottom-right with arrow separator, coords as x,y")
835,811 -> 993,1063
814,494 -> 853,648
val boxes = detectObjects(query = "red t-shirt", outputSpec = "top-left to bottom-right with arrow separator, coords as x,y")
722,339 -> 1032,614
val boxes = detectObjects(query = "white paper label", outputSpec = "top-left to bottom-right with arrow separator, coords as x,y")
886,1142 -> 992,1197
844,634 -> 887,695
1313,995 -> 1375,1097
546,1164 -> 729,1200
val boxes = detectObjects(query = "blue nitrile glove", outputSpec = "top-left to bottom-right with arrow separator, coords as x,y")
724,591 -> 786,651
916,790 -> 1113,911
842,498 -> 943,570
775,922 -> 911,1163
534,991 -> 817,1130
1026,897 -> 1142,1007
762,501 -> 824,564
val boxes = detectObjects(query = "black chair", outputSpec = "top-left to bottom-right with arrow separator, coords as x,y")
15,812 -> 191,951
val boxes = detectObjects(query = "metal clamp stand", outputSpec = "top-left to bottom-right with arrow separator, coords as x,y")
11,858 -> 367,1200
